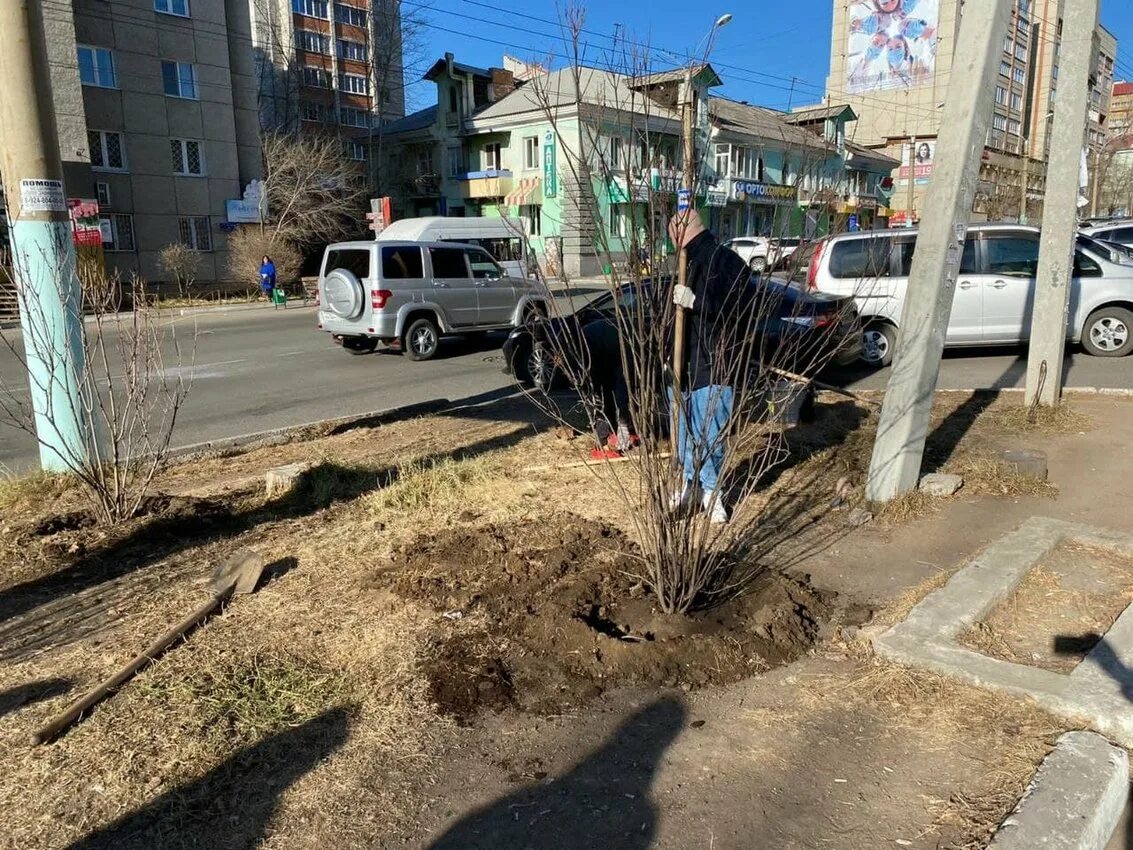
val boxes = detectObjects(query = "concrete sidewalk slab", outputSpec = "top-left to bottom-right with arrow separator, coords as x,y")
874,517 -> 1133,746
989,731 -> 1128,850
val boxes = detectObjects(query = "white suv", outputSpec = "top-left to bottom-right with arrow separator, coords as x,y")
806,224 -> 1133,366
722,236 -> 776,272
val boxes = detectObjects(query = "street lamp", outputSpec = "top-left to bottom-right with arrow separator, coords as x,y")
695,13 -> 733,60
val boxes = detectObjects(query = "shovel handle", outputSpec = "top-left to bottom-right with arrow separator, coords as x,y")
31,592 -> 225,745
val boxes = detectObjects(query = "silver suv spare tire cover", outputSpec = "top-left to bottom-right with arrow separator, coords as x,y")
323,269 -> 364,319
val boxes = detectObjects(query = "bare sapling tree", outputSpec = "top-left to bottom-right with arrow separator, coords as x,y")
0,232 -> 194,523
518,6 -> 860,614
227,227 -> 303,295
260,131 -> 371,246
158,242 -> 201,301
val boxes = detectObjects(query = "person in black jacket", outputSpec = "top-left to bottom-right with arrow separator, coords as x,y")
668,211 -> 753,523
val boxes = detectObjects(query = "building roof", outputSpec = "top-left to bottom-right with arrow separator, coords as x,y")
628,64 -> 722,89
423,56 -> 493,82
844,140 -> 900,169
709,98 -> 832,150
1113,81 -> 1133,97
785,103 -> 857,124
379,105 -> 437,136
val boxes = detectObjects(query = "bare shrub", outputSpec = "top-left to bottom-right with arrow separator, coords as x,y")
227,228 -> 302,291
0,233 -> 194,523
158,243 -> 201,301
517,7 -> 862,614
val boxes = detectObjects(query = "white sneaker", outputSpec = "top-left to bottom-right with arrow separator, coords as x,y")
669,480 -> 696,511
702,490 -> 728,524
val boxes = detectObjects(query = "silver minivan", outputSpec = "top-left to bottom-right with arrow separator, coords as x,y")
806,224 -> 1133,366
316,240 -> 548,361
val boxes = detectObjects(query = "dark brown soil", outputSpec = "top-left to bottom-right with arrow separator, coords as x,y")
374,514 -> 831,722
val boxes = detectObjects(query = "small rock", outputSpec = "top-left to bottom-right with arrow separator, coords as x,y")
680,683 -> 693,693
919,473 -> 964,497
690,719 -> 706,728
847,508 -> 873,527
834,476 -> 854,499
265,462 -> 310,496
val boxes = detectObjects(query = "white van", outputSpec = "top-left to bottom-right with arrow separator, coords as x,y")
378,217 -> 531,278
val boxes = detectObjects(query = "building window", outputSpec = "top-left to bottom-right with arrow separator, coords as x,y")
297,30 -> 330,53
1014,66 -> 1026,83
447,146 -> 463,177
416,148 -> 434,176
612,203 -> 629,239
339,107 -> 371,128
96,182 -> 111,208
170,138 -> 205,175
1008,118 -> 1021,135
344,140 -> 367,161
77,45 -> 116,88
154,0 -> 189,16
482,142 -> 501,171
1011,92 -> 1023,110
448,86 -> 459,113
103,214 -> 135,251
523,136 -> 539,170
714,144 -> 730,178
992,114 -> 1008,132
333,3 -> 366,25
1014,43 -> 1027,61
291,0 -> 327,16
337,39 -> 367,61
161,61 -> 198,99
995,85 -> 1007,105
300,101 -> 326,122
88,130 -> 126,170
521,204 -> 541,236
178,216 -> 211,251
1000,60 -> 1011,77
608,137 -> 623,170
338,73 -> 369,94
302,66 -> 331,87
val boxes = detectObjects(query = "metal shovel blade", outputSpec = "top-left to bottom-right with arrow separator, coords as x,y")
211,549 -> 266,596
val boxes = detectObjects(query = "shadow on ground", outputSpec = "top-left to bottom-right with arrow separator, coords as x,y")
425,697 -> 685,850
0,677 -> 72,718
64,707 -> 349,850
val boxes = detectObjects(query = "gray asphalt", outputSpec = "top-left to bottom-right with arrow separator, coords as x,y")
0,304 -> 1131,472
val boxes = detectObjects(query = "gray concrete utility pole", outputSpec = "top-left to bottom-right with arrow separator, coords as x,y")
1024,0 -> 1098,408
865,0 -> 1013,503
0,0 -> 90,470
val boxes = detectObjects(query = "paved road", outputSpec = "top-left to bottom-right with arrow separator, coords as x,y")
1,304 -> 1132,471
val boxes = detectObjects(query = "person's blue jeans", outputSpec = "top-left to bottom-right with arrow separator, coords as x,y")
669,384 -> 734,493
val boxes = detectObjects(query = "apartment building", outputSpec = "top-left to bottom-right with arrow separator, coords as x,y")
826,0 -> 1118,225
37,0 -> 262,284
1108,80 -> 1133,139
251,0 -> 404,156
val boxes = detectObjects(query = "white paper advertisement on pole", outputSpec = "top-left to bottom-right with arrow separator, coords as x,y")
846,0 -> 939,94
19,179 -> 66,213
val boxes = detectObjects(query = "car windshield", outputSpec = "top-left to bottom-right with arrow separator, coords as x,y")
1078,234 -> 1124,262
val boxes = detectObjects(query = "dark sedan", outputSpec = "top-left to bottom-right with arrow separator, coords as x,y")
503,277 -> 863,389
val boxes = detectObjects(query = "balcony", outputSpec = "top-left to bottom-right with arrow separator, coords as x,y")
459,169 -> 513,199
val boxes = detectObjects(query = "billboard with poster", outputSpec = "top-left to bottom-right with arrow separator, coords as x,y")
846,0 -> 939,94
898,139 -> 935,184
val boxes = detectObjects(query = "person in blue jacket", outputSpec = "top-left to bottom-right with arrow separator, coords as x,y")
259,255 -> 276,300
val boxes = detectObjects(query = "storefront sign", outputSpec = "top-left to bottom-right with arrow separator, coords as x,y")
543,130 -> 557,198
706,189 -> 729,207
732,181 -> 798,204
225,180 -> 264,223
857,195 -> 879,210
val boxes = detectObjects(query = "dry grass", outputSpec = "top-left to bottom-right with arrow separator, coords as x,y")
0,469 -> 74,513
947,455 -> 1058,498
977,400 -> 1091,435
817,661 -> 1065,850
367,454 -> 503,518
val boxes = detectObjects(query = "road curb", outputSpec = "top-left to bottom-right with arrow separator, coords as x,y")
167,390 -> 521,464
0,301 -> 316,331
988,731 -> 1128,850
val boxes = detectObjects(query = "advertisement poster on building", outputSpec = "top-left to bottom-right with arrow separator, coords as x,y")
846,0 -> 939,94
543,130 -> 557,198
67,199 -> 102,247
899,139 -> 936,184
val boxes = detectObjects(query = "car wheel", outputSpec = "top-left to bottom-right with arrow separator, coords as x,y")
749,256 -> 768,273
342,336 -> 378,355
1082,307 -> 1133,357
861,323 -> 896,367
403,317 -> 440,361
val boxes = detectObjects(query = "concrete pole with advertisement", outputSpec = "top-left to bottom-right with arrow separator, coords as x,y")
865,0 -> 1014,503
0,0 -> 90,471
1024,0 -> 1099,408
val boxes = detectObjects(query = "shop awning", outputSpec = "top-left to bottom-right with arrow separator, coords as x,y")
505,177 -> 541,207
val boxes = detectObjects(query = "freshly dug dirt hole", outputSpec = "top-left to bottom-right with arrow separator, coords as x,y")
376,514 -> 831,721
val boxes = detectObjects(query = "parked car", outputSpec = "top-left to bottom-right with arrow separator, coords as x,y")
805,224 -> 1133,366
502,277 -> 863,389
1081,219 -> 1133,249
771,237 -> 804,268
377,216 -> 531,278
722,236 -> 777,272
317,240 -> 548,361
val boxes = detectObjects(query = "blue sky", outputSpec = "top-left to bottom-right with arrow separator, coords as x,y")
401,0 -> 1133,114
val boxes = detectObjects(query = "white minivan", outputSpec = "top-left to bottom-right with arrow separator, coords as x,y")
806,224 -> 1133,366
377,217 -> 531,278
